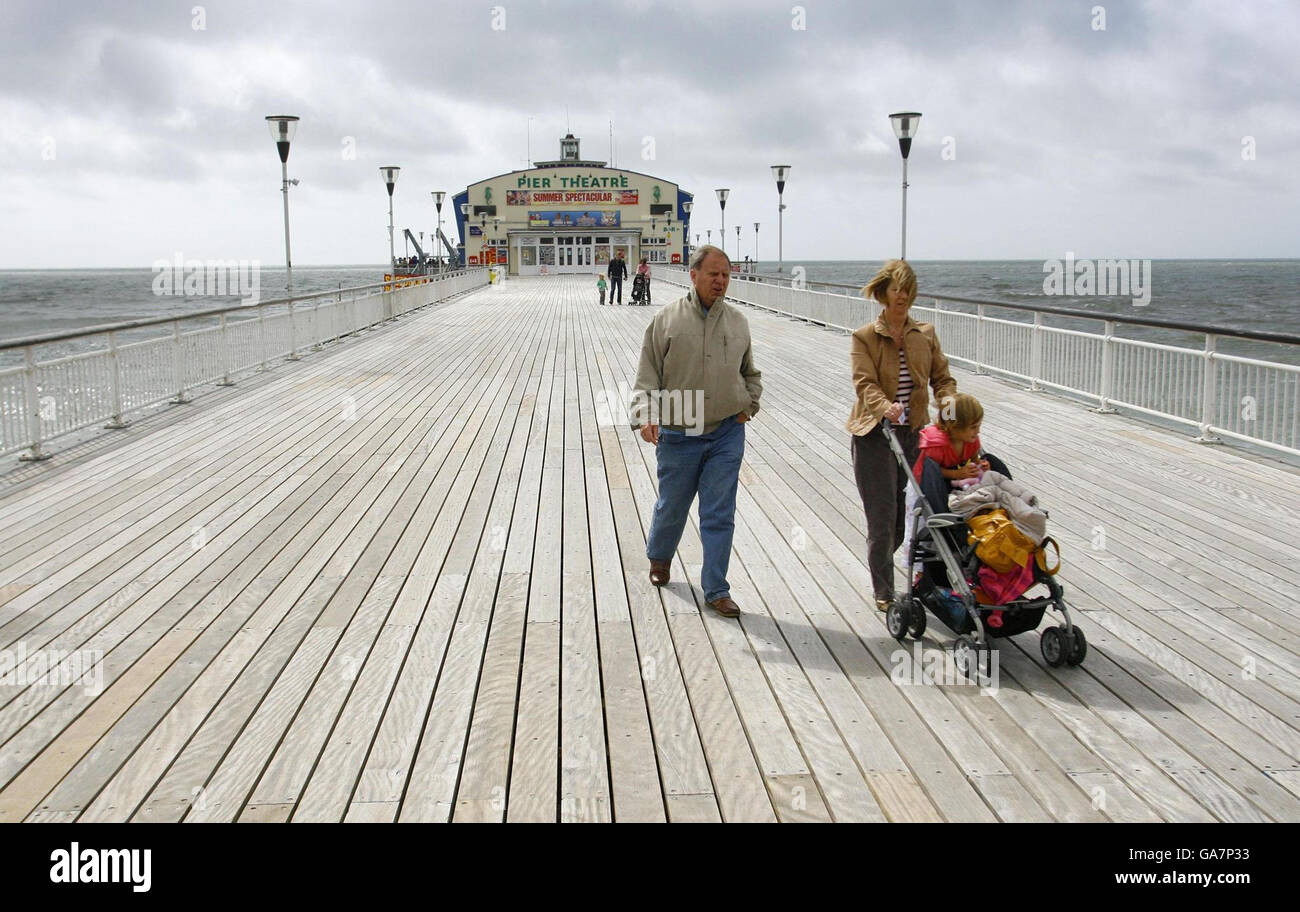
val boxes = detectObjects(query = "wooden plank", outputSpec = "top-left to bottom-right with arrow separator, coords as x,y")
559,310 -> 612,823
665,793 -> 722,823
505,620 -> 560,822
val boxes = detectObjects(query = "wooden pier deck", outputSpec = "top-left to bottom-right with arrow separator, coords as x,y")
2,274 -> 1298,823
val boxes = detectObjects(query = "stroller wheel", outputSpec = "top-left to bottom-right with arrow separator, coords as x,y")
907,601 -> 927,639
1040,626 -> 1067,667
953,635 -> 974,679
1066,624 -> 1087,666
886,599 -> 909,641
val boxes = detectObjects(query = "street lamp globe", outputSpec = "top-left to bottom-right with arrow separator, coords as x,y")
266,115 -> 299,162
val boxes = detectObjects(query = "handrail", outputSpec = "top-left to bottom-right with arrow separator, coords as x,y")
0,269 -> 484,351
658,264 -> 1300,460
720,268 -> 1300,346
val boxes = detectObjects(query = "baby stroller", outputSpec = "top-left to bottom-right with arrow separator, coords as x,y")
630,272 -> 650,305
880,420 -> 1086,679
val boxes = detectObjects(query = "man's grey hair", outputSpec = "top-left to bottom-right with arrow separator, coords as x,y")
688,244 -> 732,271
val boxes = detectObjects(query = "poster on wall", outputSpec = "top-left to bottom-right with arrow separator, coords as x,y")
527,210 -> 620,228
509,189 -> 641,205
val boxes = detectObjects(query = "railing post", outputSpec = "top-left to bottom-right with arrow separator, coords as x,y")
287,299 -> 301,361
18,345 -> 51,461
933,298 -> 943,351
974,303 -> 987,374
312,297 -> 324,351
104,329 -> 130,427
217,313 -> 235,386
1196,333 -> 1223,443
1028,311 -> 1043,392
258,306 -> 268,371
170,319 -> 191,403
1091,320 -> 1117,413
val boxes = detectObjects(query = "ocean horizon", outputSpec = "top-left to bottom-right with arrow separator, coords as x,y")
3,259 -> 1298,368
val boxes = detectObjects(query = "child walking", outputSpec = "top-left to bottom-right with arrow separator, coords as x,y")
596,274 -> 607,306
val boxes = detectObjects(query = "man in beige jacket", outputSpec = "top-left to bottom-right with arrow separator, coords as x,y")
630,246 -> 762,618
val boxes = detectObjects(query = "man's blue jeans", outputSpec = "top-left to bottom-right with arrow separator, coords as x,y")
645,416 -> 745,603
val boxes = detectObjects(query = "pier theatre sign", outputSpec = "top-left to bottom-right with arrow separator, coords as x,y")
514,173 -> 631,189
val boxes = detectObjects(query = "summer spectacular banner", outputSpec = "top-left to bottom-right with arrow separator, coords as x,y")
509,190 -> 638,205
528,211 -> 621,228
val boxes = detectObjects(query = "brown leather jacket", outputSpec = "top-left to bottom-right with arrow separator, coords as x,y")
846,313 -> 956,436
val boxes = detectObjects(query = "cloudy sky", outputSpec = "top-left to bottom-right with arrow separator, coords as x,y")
1,0 -> 1297,268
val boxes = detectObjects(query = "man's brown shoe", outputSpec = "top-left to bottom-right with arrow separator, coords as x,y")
707,597 -> 741,618
649,560 -> 671,586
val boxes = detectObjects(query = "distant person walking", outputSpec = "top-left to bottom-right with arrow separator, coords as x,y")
631,245 -> 762,618
608,252 -> 629,304
846,259 -> 957,612
636,256 -> 652,305
597,274 -> 607,305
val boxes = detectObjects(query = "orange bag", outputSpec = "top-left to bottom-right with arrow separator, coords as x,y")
966,509 -> 1038,574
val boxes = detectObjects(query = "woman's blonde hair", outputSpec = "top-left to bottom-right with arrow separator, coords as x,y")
862,259 -> 917,306
936,392 -> 984,434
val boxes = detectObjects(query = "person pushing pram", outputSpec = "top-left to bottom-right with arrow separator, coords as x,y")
631,257 -> 652,305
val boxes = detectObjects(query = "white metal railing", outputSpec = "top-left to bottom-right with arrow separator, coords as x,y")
0,269 -> 490,460
658,265 -> 1300,459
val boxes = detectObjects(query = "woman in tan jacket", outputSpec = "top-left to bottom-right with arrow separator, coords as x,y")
846,260 -> 957,612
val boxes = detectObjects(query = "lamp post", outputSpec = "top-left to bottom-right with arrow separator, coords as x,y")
889,112 -> 921,259
682,199 -> 693,262
380,165 -> 400,272
715,188 -> 729,258
754,222 -> 760,273
266,115 -> 299,293
771,164 -> 789,272
432,191 -> 446,272
735,224 -> 741,264
460,202 -> 470,267
493,216 -> 501,273
707,229 -> 712,247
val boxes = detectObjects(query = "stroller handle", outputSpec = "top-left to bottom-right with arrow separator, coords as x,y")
880,418 -> 931,513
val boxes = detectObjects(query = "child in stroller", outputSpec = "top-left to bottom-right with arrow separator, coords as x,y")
881,406 -> 1086,679
631,258 -> 651,305
912,393 -> 1001,509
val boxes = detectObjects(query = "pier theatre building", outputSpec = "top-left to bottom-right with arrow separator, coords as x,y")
453,134 -> 693,276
